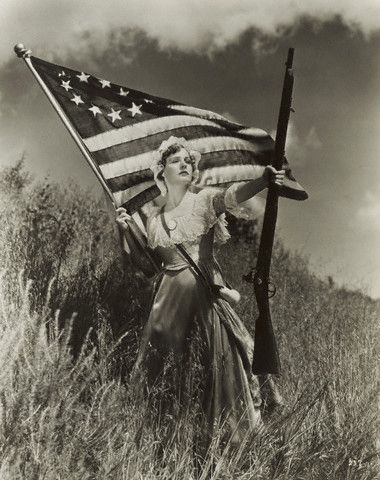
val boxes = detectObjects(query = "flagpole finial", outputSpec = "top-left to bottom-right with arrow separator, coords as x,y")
14,44 -> 32,58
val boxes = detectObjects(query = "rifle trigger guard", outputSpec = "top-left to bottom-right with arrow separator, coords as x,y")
252,272 -> 276,298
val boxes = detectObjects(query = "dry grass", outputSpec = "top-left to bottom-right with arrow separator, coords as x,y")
0,161 -> 379,479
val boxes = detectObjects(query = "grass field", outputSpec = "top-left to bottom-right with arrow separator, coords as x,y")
0,161 -> 378,479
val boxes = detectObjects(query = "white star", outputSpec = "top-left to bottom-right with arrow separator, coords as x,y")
127,102 -> 143,117
99,79 -> 111,88
61,80 -> 72,91
144,98 -> 154,104
107,108 -> 122,123
70,94 -> 84,106
77,72 -> 90,83
58,70 -> 66,77
88,105 -> 102,117
119,88 -> 129,96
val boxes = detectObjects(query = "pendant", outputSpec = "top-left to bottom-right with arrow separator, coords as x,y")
167,218 -> 177,231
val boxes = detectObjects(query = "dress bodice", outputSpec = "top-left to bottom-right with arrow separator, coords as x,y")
154,225 -> 216,271
144,189 -> 226,267
142,184 -> 259,273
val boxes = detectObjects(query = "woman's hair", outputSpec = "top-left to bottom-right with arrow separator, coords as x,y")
150,136 -> 201,195
160,142 -> 197,169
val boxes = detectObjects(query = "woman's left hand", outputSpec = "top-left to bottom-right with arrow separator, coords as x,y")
264,166 -> 286,187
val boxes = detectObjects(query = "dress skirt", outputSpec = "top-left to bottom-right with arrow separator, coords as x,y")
133,263 -> 262,447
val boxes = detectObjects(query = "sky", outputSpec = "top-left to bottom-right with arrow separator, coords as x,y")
1,1 -> 380,297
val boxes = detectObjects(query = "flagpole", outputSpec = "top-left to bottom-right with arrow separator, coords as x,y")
14,43 -> 115,206
14,43 -> 161,274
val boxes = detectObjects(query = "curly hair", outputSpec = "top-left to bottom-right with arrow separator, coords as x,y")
160,143 -> 197,167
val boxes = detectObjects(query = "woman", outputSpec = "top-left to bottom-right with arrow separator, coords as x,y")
116,136 -> 285,451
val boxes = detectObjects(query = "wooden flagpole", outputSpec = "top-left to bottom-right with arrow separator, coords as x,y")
14,43 -> 115,205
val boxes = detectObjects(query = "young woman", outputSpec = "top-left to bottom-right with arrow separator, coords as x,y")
116,136 -> 285,450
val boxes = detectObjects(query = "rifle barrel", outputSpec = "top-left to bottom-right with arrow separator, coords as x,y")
252,48 -> 295,375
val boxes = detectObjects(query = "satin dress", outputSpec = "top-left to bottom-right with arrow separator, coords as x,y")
133,186 -> 262,446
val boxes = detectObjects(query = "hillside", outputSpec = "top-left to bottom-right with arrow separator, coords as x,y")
0,161 -> 378,479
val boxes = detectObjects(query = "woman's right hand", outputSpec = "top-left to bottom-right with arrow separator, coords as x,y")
264,166 -> 285,187
115,207 -> 132,231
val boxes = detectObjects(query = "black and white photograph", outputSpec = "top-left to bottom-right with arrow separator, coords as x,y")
0,1 -> 379,478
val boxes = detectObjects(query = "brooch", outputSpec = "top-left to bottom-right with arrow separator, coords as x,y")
166,218 -> 177,231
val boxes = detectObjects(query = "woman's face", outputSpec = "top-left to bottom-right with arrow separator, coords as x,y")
162,147 -> 194,187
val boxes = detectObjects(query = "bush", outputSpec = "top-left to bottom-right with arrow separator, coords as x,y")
0,160 -> 378,479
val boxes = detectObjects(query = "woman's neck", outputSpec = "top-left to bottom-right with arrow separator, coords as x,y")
165,184 -> 188,212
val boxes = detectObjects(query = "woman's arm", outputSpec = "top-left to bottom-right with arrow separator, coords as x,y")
234,166 -> 285,204
211,166 -> 286,218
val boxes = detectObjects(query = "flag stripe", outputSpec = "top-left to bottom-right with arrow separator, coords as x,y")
105,149 -> 269,192
113,180 -> 156,206
91,124 -> 273,166
84,113 -> 272,163
168,105 -> 244,125
121,185 -> 160,212
83,115 -> 228,151
197,164 -> 265,186
90,124 -> 226,165
99,135 -> 273,180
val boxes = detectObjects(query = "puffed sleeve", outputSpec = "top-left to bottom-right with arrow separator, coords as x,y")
223,182 -> 260,220
193,188 -> 231,244
194,187 -> 225,222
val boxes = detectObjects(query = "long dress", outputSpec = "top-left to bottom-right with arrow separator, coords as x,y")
132,186 -> 263,450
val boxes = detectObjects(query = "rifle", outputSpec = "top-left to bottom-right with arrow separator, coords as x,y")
248,48 -> 295,375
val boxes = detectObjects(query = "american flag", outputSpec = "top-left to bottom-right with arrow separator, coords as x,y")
30,56 -> 307,214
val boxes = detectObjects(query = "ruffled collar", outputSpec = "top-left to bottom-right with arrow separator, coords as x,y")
162,190 -> 195,219
145,189 -> 230,248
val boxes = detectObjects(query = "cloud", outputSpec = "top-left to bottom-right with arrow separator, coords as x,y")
271,122 -> 322,166
357,189 -> 380,230
304,126 -> 322,150
2,0 -> 380,67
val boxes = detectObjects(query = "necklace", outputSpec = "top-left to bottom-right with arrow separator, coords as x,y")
166,217 -> 177,231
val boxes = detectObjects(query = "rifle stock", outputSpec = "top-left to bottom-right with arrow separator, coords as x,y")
252,48 -> 295,375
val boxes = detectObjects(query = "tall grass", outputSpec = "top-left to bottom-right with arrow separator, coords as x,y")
0,161 -> 379,479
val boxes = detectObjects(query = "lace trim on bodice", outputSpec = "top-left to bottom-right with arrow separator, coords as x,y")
145,189 -> 230,249
142,182 -> 261,249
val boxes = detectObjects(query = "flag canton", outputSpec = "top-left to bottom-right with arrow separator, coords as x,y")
31,57 -> 182,139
